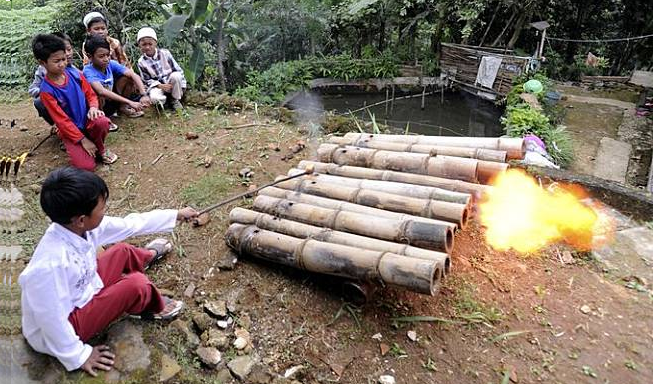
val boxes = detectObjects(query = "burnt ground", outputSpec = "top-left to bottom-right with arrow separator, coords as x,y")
1,98 -> 652,384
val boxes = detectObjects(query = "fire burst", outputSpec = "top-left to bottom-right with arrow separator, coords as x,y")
478,169 -> 613,253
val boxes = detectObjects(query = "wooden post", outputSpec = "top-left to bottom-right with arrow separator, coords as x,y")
421,86 -> 427,110
538,28 -> 547,59
385,87 -> 390,116
390,85 -> 396,115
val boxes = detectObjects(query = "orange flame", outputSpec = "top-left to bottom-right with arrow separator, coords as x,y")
479,169 -> 613,253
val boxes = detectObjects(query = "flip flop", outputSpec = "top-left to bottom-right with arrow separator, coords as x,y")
101,150 -> 118,164
109,122 -> 119,132
121,106 -> 145,118
130,296 -> 184,321
144,238 -> 173,270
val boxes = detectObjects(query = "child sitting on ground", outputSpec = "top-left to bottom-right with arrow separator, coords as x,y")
33,34 -> 118,171
83,35 -> 151,118
136,27 -> 186,111
81,12 -> 129,67
19,167 -> 198,376
29,32 -> 77,127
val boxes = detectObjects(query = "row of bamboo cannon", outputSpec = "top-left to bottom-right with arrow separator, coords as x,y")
224,134 -> 524,298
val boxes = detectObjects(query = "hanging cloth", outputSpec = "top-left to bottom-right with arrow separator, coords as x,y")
475,56 -> 503,89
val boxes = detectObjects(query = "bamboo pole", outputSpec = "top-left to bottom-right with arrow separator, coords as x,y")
252,195 -> 454,253
317,143 -> 480,183
286,168 -> 472,205
328,136 -> 508,163
275,175 -> 469,228
259,186 -> 457,231
298,161 -> 491,196
342,133 -> 525,160
226,223 -> 442,295
229,208 -> 450,275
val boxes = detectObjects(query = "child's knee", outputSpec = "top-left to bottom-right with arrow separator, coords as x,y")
170,72 -> 183,83
89,116 -> 111,132
122,272 -> 152,296
70,155 -> 96,172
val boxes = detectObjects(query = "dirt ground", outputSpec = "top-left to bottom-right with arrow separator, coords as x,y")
2,98 -> 652,384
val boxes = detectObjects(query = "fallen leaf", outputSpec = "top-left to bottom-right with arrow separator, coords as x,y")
379,343 -> 390,356
185,132 -> 199,140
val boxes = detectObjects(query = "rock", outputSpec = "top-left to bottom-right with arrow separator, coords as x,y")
378,375 -> 396,384
216,369 -> 235,383
158,288 -> 175,297
407,330 -> 417,342
185,132 -> 199,140
249,364 -> 275,384
217,320 -> 230,329
106,321 -> 151,374
228,355 -> 257,380
192,212 -> 211,227
204,155 -> 213,168
170,319 -> 200,348
247,184 -> 259,193
234,338 -> 248,350
283,365 -> 304,378
580,305 -> 592,314
183,283 -> 196,299
205,300 -> 228,318
193,313 -> 214,333
234,328 -> 251,350
196,347 -> 222,368
561,250 -> 575,264
238,312 -> 252,330
371,333 -> 382,341
216,251 -> 238,270
205,328 -> 230,349
159,354 -> 181,382
379,343 -> 390,356
239,167 -> 253,178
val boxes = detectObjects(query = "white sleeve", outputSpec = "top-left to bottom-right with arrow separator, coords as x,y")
22,266 -> 93,371
95,209 -> 178,246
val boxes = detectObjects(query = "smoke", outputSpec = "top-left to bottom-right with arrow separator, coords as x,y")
289,91 -> 325,156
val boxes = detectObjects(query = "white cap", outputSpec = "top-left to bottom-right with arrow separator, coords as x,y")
83,12 -> 106,28
137,27 -> 158,43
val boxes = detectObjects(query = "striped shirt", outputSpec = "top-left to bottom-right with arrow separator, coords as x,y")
137,49 -> 186,90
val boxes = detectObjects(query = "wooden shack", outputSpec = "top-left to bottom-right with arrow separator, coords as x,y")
440,43 -> 534,99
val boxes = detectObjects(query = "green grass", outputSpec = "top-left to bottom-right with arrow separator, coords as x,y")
180,168 -> 236,207
452,278 -> 505,326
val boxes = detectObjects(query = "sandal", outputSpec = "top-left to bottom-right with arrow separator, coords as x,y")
131,296 -> 184,321
121,106 -> 145,118
101,150 -> 118,164
109,122 -> 119,132
144,238 -> 173,270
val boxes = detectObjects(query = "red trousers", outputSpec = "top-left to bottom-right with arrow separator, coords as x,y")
68,243 -> 164,342
61,116 -> 111,172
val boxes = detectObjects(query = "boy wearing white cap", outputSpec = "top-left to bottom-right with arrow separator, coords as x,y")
82,12 -> 130,68
136,27 -> 186,111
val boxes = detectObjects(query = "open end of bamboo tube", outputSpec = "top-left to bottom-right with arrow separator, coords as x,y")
341,281 -> 375,305
461,207 -> 469,228
444,257 -> 451,276
445,227 -> 454,252
430,266 -> 442,296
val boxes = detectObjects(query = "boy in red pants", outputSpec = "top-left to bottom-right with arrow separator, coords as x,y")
19,167 -> 198,376
32,33 -> 117,171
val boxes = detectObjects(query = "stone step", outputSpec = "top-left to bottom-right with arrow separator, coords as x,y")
593,137 -> 632,183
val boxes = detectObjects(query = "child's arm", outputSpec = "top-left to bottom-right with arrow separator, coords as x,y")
40,92 -> 85,143
94,208 -> 198,246
22,266 -> 93,371
123,67 -> 151,106
28,66 -> 45,99
79,72 -> 104,120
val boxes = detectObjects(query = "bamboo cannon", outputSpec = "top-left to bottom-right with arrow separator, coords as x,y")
229,208 -> 450,275
342,133 -> 525,160
286,169 -> 472,205
252,195 -> 453,252
259,187 -> 457,231
226,223 -> 443,295
274,174 -> 469,228
298,161 -> 491,196
329,135 -> 508,163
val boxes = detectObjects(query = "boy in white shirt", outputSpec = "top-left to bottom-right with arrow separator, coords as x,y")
19,167 -> 198,376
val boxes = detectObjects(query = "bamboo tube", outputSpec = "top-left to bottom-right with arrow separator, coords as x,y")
226,223 -> 442,295
275,175 -> 469,228
252,195 -> 453,253
342,133 -> 525,160
318,144 -> 479,183
477,161 -> 509,184
229,208 -> 451,275
286,168 -> 472,205
329,136 -> 508,163
259,187 -> 457,231
298,161 -> 491,196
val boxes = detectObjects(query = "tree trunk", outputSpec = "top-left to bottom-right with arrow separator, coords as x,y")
491,7 -> 516,47
506,9 -> 530,49
215,13 -> 227,91
479,1 -> 501,47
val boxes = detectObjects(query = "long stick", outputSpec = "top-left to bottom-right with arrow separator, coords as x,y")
27,132 -> 54,156
197,165 -> 314,215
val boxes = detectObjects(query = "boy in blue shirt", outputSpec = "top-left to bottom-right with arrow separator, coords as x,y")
82,35 -> 151,118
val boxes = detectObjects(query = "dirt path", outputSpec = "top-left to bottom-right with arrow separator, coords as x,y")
1,99 -> 652,384
565,95 -> 635,110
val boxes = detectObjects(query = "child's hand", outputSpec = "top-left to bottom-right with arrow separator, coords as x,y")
140,95 -> 152,107
87,107 -> 105,121
81,345 -> 115,377
177,207 -> 199,222
158,83 -> 173,93
81,137 -> 98,157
